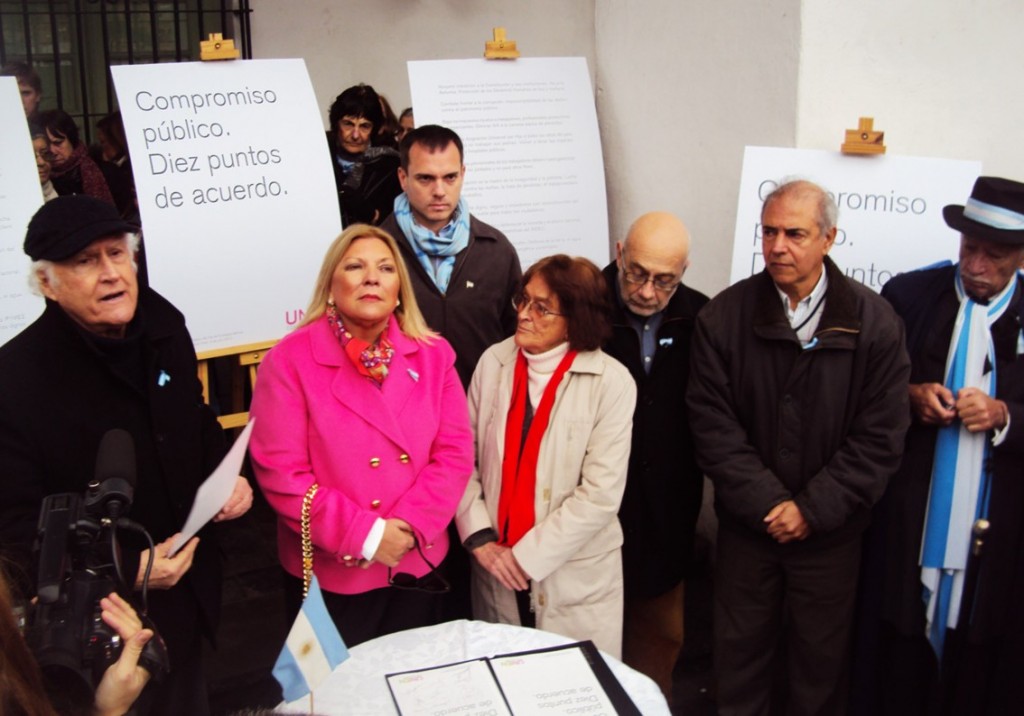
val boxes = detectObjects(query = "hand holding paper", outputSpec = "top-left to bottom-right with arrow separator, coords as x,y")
215,476 -> 254,522
135,534 -> 198,589
168,419 -> 255,557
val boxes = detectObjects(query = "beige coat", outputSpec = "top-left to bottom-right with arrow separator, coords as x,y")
456,337 -> 636,657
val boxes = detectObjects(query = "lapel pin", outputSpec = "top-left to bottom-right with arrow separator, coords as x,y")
466,280 -> 475,289
658,337 -> 674,347
407,368 -> 420,382
157,370 -> 171,387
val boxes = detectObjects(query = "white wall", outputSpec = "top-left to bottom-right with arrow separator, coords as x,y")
594,0 -> 801,296
798,0 -> 1024,181
249,0 -> 1022,297
250,0 -> 596,130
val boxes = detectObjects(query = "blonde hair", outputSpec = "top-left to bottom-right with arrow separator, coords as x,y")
300,223 -> 435,340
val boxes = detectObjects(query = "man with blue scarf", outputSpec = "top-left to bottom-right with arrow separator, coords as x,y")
380,124 -> 521,387
855,176 -> 1024,715
380,124 -> 521,621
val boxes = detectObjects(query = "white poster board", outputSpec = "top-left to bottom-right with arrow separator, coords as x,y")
0,77 -> 45,347
111,59 -> 341,351
408,58 -> 609,271
732,147 -> 982,291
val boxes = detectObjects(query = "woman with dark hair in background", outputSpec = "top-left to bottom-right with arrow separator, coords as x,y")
29,125 -> 58,203
376,93 -> 401,149
325,84 -> 402,226
37,109 -> 114,206
94,111 -> 137,220
397,107 -> 414,143
456,254 -> 636,657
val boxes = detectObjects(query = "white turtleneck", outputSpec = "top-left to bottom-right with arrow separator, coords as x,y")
522,341 -> 570,408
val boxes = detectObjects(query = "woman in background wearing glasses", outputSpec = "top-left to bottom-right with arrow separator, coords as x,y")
249,224 -> 474,646
456,254 -> 636,657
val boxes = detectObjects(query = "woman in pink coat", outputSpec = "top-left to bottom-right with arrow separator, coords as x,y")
250,224 -> 474,645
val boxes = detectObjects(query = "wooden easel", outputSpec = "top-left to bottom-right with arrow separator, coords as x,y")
191,36 -> 274,430
197,340 -> 276,429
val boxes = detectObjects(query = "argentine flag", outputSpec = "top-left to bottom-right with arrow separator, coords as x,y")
273,575 -> 349,702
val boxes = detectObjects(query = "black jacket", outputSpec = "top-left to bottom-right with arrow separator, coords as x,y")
326,131 -> 402,227
602,264 -> 709,598
380,212 -> 521,387
0,289 -> 226,658
687,258 -> 911,545
874,265 -> 1024,641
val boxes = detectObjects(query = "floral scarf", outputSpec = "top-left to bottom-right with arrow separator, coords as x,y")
325,302 -> 394,384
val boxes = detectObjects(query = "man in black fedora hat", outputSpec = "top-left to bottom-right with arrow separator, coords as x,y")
853,176 -> 1024,715
0,195 -> 253,714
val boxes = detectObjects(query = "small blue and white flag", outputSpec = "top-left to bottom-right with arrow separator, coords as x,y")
272,575 -> 349,702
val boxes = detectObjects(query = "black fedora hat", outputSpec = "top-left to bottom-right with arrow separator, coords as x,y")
943,176 -> 1024,246
24,195 -> 137,261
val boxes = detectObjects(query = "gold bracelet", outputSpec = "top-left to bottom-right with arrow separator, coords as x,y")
301,483 -> 319,598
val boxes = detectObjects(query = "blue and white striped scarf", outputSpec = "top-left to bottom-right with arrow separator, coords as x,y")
392,193 -> 470,294
920,266 -> 1017,659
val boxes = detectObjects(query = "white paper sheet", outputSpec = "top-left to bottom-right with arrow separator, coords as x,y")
490,647 -> 618,715
169,418 -> 254,556
0,77 -> 45,348
387,659 -> 512,716
732,147 -> 982,291
111,60 -> 341,351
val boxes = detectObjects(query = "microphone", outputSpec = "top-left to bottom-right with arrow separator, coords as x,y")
84,429 -> 136,521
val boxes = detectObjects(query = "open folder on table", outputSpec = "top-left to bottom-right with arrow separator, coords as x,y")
386,640 -> 641,716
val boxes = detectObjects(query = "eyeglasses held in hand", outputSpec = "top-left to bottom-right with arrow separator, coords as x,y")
388,536 -> 451,594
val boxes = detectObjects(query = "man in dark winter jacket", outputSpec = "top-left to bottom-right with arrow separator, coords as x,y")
688,180 -> 910,715
0,196 -> 253,715
854,176 -> 1024,716
602,211 -> 708,702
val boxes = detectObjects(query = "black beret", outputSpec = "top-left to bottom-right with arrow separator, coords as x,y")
24,195 -> 136,261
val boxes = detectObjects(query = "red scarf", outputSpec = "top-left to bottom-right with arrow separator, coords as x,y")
497,347 -> 578,546
51,144 -> 115,206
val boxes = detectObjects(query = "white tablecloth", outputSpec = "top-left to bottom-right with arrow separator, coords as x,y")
276,619 -> 670,715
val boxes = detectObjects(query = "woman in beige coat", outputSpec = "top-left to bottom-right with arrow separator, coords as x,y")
456,255 -> 636,657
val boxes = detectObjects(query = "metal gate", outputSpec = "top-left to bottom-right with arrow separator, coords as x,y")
1,0 -> 253,142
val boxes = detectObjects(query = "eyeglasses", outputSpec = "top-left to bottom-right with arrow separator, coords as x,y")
620,253 -> 682,293
621,269 -> 681,293
388,537 -> 451,594
512,294 -> 564,320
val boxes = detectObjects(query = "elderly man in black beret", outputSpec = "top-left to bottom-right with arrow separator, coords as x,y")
854,177 -> 1024,715
0,195 -> 252,715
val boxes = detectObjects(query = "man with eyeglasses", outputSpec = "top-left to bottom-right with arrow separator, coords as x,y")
600,211 -> 709,702
687,180 -> 910,714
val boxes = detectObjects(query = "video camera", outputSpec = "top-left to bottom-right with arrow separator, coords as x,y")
25,429 -> 169,710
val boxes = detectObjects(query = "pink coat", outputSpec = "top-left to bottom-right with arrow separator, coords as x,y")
249,315 -> 474,595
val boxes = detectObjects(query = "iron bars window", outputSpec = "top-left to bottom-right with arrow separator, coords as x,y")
1,0 -> 253,144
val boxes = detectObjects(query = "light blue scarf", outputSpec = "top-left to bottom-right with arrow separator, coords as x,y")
920,266 -> 1017,659
392,193 -> 471,294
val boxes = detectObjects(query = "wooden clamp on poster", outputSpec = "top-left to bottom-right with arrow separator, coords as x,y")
841,117 -> 886,155
484,27 -> 520,59
199,33 -> 240,61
